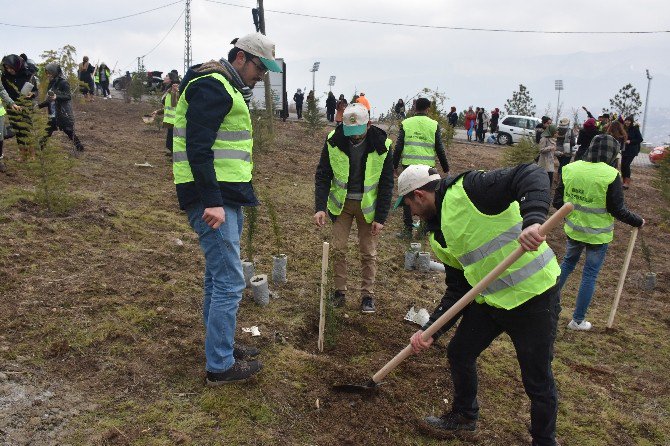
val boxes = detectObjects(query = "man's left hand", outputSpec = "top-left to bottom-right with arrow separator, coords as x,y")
518,223 -> 545,251
371,222 -> 384,236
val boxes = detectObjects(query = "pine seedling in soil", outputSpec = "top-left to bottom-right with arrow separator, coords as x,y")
502,136 -> 539,167
303,95 -> 324,135
22,104 -> 76,216
128,72 -> 147,102
638,230 -> 653,273
653,152 -> 670,228
249,103 -> 275,152
264,193 -> 283,255
243,206 -> 258,262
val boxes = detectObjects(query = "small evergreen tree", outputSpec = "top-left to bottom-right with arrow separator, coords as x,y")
502,136 -> 539,167
505,84 -> 536,116
606,83 -> 642,118
303,94 -> 324,135
40,45 -> 81,100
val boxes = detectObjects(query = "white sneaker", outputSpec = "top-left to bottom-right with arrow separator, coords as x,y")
567,319 -> 592,331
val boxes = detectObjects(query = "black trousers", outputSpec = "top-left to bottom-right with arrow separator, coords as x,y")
100,80 -> 110,97
447,284 -> 560,446
42,121 -> 84,151
296,104 -> 303,119
621,153 -> 636,180
165,126 -> 173,152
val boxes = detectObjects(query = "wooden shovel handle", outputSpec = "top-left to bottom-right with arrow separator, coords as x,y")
372,203 -> 574,384
607,227 -> 638,328
318,242 -> 329,352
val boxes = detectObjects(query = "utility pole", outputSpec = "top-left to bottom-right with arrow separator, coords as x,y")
184,0 -> 192,75
554,80 -> 563,123
257,0 -> 274,134
642,69 -> 652,139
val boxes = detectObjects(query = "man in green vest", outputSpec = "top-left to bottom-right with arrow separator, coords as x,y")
172,33 -> 281,386
393,97 -> 449,238
151,77 -> 180,155
554,134 -> 644,331
314,103 -> 394,313
397,163 -> 561,445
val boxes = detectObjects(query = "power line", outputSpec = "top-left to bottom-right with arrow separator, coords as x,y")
0,0 -> 183,29
143,8 -> 185,58
204,0 -> 670,35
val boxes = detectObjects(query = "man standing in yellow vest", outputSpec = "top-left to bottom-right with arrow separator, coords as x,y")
393,97 -> 449,238
151,76 -> 180,155
554,134 -> 644,331
314,103 -> 394,313
172,33 -> 282,386
398,163 -> 561,445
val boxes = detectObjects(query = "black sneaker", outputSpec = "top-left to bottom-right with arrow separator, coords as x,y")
361,296 -> 376,314
233,344 -> 260,360
330,290 -> 346,308
424,411 -> 477,432
205,360 -> 262,386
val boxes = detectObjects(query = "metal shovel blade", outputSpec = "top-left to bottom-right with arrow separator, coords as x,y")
332,379 -> 383,394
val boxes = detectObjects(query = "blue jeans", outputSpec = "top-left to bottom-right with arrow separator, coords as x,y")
186,203 -> 245,373
558,238 -> 609,323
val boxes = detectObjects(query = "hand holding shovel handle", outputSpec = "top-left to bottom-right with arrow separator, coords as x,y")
370,203 -> 574,385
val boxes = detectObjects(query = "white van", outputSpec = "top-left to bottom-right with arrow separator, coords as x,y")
497,115 -> 541,145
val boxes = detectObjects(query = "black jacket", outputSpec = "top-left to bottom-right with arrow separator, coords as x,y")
1,68 -> 37,102
175,64 -> 258,210
624,124 -> 643,158
325,95 -> 336,112
293,92 -> 304,105
421,163 -> 553,340
553,166 -> 643,229
393,114 -> 449,173
38,76 -> 75,129
314,124 -> 395,224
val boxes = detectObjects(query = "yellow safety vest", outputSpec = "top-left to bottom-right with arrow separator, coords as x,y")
401,115 -> 438,166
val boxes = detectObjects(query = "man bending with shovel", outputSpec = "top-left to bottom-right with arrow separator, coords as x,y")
399,164 -> 562,446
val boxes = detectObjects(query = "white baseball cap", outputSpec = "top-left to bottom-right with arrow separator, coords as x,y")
394,165 -> 441,209
342,103 -> 370,136
232,33 -> 282,73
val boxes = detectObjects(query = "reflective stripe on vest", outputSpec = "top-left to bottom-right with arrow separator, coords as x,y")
172,73 -> 253,185
163,93 -> 176,125
562,161 -> 618,244
401,115 -> 438,167
325,130 -> 391,223
440,178 -> 560,309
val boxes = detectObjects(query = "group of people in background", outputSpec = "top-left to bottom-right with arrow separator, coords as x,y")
294,88 -> 371,122
533,106 -> 644,190
77,56 -> 112,100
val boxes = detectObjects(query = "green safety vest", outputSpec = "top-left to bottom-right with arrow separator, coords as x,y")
94,72 -> 99,83
401,115 -> 438,167
440,178 -> 560,309
0,104 -> 5,117
326,130 -> 391,223
163,92 -> 176,125
428,233 -> 462,270
562,161 -> 618,244
172,73 -> 253,185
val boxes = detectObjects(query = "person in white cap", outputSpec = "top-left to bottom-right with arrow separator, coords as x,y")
313,102 -> 394,313
397,164 -> 561,445
171,33 -> 281,386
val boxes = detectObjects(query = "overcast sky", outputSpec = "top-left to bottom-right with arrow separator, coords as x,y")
3,1 -> 669,142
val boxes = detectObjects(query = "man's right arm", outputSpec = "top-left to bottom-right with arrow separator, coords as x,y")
184,77 -> 233,208
314,139 -> 333,213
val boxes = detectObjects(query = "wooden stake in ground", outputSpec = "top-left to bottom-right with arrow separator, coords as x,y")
607,227 -> 639,329
318,242 -> 329,352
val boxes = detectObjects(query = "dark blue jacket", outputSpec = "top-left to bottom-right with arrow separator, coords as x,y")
175,65 -> 258,210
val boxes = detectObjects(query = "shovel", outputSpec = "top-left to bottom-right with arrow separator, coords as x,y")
333,203 -> 574,393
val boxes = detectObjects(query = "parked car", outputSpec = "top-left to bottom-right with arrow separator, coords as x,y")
112,70 -> 164,92
497,115 -> 541,145
649,146 -> 669,165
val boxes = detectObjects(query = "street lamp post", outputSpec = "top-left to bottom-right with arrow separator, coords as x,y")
642,69 -> 652,139
310,61 -> 320,94
554,80 -> 563,122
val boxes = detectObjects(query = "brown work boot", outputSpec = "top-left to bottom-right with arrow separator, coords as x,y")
205,360 -> 262,386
